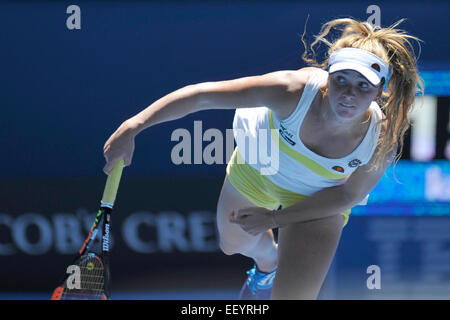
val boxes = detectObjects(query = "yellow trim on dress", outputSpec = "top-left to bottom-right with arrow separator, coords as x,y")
268,110 -> 350,180
226,147 -> 350,227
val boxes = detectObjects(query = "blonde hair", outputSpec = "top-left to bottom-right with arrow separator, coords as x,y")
301,18 -> 424,173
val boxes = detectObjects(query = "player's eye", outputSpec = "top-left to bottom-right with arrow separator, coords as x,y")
359,82 -> 369,89
335,76 -> 345,84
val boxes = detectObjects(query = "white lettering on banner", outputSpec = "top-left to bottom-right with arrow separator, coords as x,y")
0,210 -> 220,255
121,211 -> 219,253
0,214 -> 16,255
12,213 -> 53,255
52,214 -> 84,254
188,211 -> 218,252
157,211 -> 190,252
122,212 -> 158,254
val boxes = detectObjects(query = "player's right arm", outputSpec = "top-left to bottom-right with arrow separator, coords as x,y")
102,69 -> 311,173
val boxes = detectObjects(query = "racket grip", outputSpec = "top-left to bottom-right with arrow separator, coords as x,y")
101,160 -> 124,208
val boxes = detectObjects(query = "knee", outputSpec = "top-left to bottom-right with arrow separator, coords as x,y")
219,241 -> 234,256
219,239 -> 241,256
219,238 -> 254,256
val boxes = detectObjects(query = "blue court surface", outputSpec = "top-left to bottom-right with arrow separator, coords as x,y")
0,289 -> 240,300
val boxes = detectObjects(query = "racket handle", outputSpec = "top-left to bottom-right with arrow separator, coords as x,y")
101,160 -> 124,208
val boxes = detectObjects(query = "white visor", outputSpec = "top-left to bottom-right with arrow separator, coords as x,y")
328,47 -> 389,86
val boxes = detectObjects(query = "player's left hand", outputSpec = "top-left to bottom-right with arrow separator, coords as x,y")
229,207 -> 277,236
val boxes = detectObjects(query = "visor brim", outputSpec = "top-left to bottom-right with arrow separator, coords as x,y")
329,62 -> 382,86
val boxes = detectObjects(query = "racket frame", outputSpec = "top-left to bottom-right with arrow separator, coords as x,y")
51,160 -> 123,300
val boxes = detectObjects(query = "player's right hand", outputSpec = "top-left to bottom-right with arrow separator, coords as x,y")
103,119 -> 138,175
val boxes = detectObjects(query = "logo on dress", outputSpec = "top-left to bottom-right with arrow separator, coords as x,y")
348,159 -> 362,167
279,123 -> 296,146
332,166 -> 345,173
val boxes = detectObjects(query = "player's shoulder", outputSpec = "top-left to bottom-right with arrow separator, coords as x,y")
265,67 -> 324,119
266,67 -> 322,92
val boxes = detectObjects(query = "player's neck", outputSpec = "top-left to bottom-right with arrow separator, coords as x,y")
319,95 -> 369,135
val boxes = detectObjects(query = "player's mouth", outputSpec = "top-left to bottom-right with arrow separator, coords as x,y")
339,102 -> 354,108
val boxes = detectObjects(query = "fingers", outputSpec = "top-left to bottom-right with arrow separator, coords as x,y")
103,144 -> 111,174
103,138 -> 133,174
103,144 -> 132,174
124,154 -> 133,167
229,213 -> 249,233
103,161 -> 113,175
103,156 -> 129,175
229,210 -> 236,223
229,210 -> 249,224
229,208 -> 270,236
229,210 -> 239,223
229,210 -> 252,230
232,208 -> 251,219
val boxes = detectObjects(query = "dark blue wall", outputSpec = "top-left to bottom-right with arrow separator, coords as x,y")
2,1 -> 449,178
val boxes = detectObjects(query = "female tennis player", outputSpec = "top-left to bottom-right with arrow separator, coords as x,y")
103,18 -> 423,299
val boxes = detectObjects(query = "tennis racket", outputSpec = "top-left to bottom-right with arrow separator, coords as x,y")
51,160 -> 124,300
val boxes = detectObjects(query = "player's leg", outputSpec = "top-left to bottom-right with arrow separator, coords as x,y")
216,175 -> 278,273
271,213 -> 345,299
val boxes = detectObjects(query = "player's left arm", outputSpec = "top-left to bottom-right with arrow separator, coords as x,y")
274,143 -> 397,227
231,143 -> 398,234
231,121 -> 399,234
339,119 -> 397,206
341,144 -> 397,206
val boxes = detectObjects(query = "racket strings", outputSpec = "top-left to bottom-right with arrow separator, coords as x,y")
61,254 -> 105,300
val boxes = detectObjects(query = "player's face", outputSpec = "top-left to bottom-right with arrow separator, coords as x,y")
327,70 -> 381,120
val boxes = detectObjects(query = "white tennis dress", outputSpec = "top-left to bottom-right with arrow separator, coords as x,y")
232,68 -> 383,206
